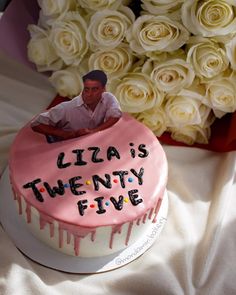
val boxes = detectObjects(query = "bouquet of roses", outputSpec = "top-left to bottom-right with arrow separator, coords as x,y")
27,0 -> 236,145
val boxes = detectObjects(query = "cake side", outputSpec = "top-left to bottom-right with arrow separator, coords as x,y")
11,187 -> 164,257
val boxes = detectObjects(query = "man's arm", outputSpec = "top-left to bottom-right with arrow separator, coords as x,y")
32,124 -> 76,140
74,117 -> 120,137
32,116 -> 120,140
90,117 -> 120,133
31,100 -> 75,139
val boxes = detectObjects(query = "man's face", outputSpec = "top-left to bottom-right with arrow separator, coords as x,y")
82,79 -> 105,107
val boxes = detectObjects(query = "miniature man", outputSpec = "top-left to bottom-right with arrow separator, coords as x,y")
31,70 -> 122,142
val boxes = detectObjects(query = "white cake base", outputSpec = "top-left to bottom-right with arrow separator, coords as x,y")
0,167 -> 168,273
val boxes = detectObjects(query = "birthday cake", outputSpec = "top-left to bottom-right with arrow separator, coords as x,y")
9,113 -> 168,257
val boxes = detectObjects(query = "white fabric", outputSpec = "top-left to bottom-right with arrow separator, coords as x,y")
1,50 -> 236,295
31,92 -> 122,131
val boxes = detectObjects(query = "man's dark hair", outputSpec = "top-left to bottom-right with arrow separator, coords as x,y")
82,70 -> 107,87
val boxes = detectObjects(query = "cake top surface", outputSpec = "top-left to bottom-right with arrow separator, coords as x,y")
9,113 -> 167,228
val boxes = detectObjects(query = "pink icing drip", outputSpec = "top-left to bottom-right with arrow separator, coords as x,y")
109,225 -> 123,249
55,221 -> 98,252
26,203 -> 31,223
59,227 -> 63,248
49,223 -> 54,238
109,232 -> 115,249
153,198 -> 162,223
9,176 -> 13,186
74,235 -> 80,256
39,215 -> 47,230
12,187 -> 22,215
17,196 -> 22,215
38,212 -> 54,237
142,213 -> 147,224
13,190 -> 17,200
136,218 -> 141,226
148,208 -> 154,220
91,231 -> 96,242
125,222 -> 133,246
38,216 -> 100,253
67,231 -> 71,244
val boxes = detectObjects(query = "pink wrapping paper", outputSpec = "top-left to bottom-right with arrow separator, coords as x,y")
0,0 -> 39,68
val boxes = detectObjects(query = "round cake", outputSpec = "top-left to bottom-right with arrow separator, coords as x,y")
9,113 -> 168,257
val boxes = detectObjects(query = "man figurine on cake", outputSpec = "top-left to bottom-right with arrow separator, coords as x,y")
31,70 -> 122,143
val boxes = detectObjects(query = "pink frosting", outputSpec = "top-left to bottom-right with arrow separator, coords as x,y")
9,114 -> 167,230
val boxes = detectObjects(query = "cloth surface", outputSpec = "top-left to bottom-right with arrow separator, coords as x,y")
1,49 -> 236,295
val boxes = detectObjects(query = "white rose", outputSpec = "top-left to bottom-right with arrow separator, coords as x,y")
109,73 -> 164,113
86,8 -> 134,51
182,0 -> 236,37
136,106 -> 168,136
145,51 -> 168,62
198,104 -> 213,127
49,66 -> 83,98
204,77 -> 236,118
164,83 -> 207,128
126,15 -> 189,54
169,125 -> 211,145
145,48 -> 185,61
142,57 -> 195,93
78,0 -> 123,11
225,34 -> 236,70
187,37 -> 229,80
27,24 -> 63,72
37,0 -> 77,17
170,125 -> 198,145
49,12 -> 88,66
195,125 -> 211,144
88,44 -> 133,79
141,0 -> 184,20
37,5 -> 88,29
